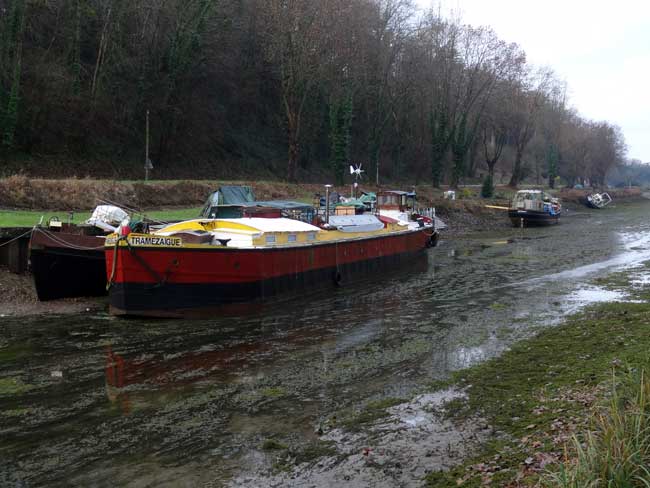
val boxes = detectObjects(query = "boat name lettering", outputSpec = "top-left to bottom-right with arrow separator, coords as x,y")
128,236 -> 183,247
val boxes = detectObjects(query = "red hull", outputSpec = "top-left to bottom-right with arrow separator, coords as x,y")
106,229 -> 433,316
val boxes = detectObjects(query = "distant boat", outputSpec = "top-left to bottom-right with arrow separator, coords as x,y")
508,190 -> 561,227
586,192 -> 612,209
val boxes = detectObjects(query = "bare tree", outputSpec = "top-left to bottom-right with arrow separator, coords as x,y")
262,0 -> 335,181
507,67 -> 554,187
448,27 -> 523,188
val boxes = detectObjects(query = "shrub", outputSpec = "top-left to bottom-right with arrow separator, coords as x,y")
481,175 -> 494,198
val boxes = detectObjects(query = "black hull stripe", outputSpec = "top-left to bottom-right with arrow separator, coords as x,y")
508,210 -> 559,227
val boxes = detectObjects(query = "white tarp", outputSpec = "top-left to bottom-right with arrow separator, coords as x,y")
86,205 -> 129,232
329,215 -> 385,233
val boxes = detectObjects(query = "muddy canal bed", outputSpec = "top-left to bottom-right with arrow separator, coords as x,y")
3,202 -> 650,487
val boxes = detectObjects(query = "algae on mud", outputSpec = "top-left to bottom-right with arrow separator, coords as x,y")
425,270 -> 650,487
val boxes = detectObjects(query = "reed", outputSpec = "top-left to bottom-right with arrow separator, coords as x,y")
545,369 -> 650,487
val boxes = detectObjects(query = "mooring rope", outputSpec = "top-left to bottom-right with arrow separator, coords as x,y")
33,227 -> 106,251
0,228 -> 34,248
106,237 -> 121,291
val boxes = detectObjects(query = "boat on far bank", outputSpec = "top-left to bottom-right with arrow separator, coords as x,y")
586,192 -> 612,209
508,190 -> 561,227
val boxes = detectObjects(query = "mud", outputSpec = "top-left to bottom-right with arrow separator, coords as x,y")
3,201 -> 650,487
229,389 -> 488,488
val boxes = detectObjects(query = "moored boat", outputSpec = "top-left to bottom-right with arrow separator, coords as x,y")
29,206 -> 128,301
105,193 -> 438,317
508,190 -> 561,227
586,192 -> 612,209
29,222 -> 107,301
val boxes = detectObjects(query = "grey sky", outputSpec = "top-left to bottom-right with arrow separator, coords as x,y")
416,0 -> 650,162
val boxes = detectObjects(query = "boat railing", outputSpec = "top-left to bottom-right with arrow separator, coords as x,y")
415,207 -> 436,219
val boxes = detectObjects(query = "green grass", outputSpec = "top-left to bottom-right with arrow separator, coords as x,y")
545,370 -> 650,487
0,207 -> 203,227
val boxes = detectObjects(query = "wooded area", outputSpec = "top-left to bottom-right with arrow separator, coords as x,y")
0,0 -> 630,186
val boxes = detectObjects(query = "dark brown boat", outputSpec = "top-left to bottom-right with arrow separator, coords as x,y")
29,222 -> 107,301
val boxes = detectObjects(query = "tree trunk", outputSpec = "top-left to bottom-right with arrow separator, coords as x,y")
487,161 -> 496,179
91,5 -> 113,98
508,148 -> 524,187
287,126 -> 298,181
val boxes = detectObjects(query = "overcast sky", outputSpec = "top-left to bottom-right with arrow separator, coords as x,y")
416,0 -> 650,162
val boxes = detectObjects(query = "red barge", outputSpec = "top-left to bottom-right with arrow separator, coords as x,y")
105,191 -> 438,317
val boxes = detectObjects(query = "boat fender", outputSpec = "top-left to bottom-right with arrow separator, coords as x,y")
334,271 -> 343,287
427,233 -> 439,248
118,217 -> 132,237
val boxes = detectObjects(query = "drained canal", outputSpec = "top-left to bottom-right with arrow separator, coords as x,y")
3,201 -> 650,486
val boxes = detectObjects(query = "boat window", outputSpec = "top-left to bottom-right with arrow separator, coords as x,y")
307,232 -> 316,241
288,234 -> 297,242
379,194 -> 398,206
265,235 -> 276,244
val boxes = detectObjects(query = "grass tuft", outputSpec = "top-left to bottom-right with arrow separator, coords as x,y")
544,369 -> 650,487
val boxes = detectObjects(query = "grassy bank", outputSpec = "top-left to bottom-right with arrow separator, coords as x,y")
0,176 -> 324,211
0,207 -> 202,227
0,176 -> 641,212
425,267 -> 650,486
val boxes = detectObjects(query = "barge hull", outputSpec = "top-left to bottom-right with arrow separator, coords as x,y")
107,230 -> 431,317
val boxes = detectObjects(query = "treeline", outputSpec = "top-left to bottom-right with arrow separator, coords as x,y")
0,0 -> 629,186
609,160 -> 650,188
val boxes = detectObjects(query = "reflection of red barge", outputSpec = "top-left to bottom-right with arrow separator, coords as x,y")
105,191 -> 438,317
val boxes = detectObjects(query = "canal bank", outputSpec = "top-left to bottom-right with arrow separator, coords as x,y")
2,200 -> 650,487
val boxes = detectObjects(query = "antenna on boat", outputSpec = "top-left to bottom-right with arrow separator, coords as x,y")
324,184 -> 332,224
